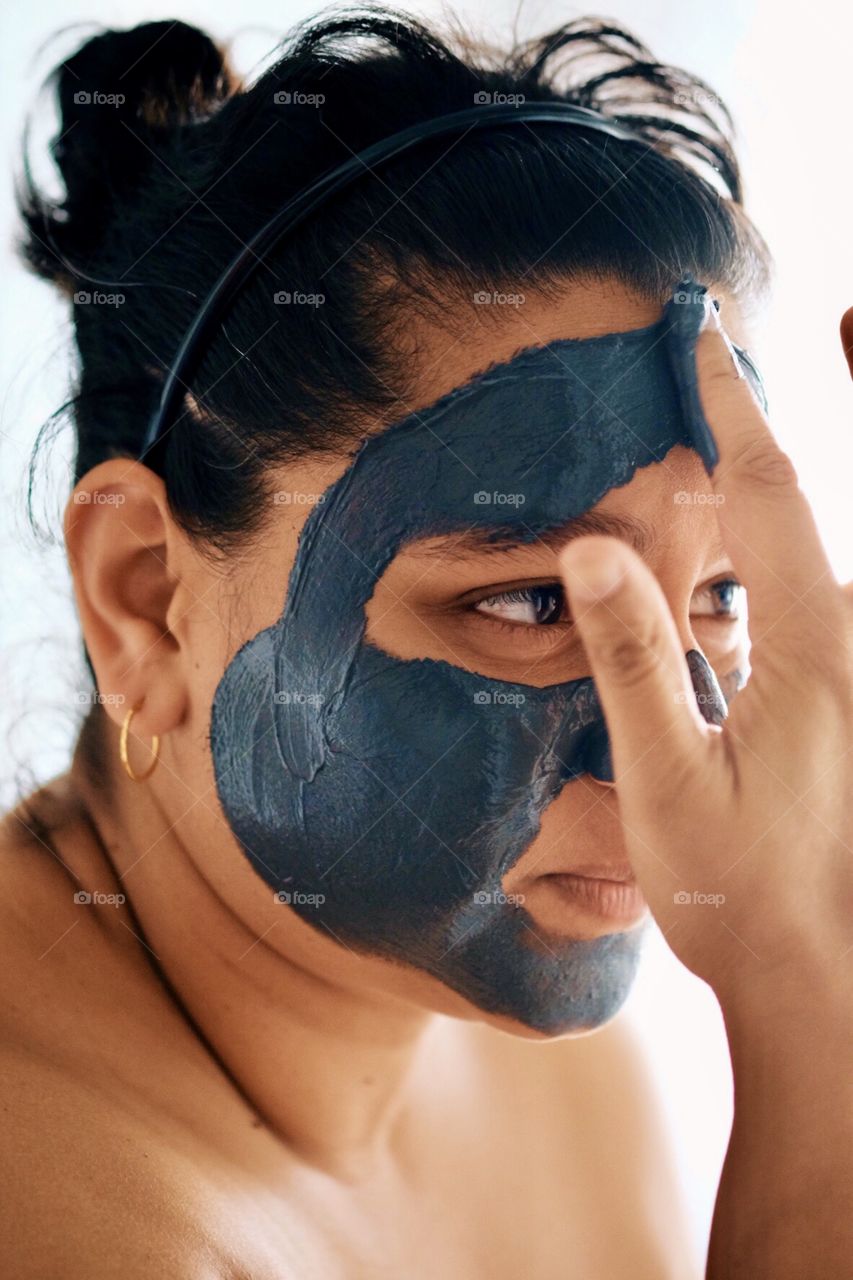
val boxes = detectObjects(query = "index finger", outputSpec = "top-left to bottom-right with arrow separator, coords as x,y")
693,302 -> 844,675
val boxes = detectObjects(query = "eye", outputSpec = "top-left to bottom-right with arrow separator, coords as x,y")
474,584 -> 567,627
470,574 -> 745,632
690,576 -> 745,621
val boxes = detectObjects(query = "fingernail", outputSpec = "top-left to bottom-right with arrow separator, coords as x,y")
701,293 -> 722,331
702,294 -> 744,379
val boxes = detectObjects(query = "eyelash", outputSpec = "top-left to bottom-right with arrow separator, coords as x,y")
471,576 -> 744,634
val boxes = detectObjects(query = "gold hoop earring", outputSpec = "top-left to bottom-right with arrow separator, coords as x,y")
119,705 -> 160,782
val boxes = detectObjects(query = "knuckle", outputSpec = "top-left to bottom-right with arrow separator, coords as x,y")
594,625 -> 667,687
753,626 -> 851,709
730,440 -> 799,491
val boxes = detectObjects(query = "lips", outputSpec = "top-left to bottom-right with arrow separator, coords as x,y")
542,870 -> 648,923
543,862 -> 636,884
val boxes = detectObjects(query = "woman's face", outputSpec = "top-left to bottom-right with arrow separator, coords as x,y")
107,276 -> 754,1039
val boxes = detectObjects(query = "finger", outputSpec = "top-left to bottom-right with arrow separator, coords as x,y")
840,306 -> 853,382
558,534 -> 712,803
695,305 -> 843,678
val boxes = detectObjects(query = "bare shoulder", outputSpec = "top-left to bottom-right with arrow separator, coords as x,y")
0,1043 -> 226,1279
0,779 -> 250,1279
0,774 -> 161,1066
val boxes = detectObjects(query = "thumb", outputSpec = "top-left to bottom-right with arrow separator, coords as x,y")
558,535 -> 712,805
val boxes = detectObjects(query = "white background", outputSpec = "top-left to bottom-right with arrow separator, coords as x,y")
2,1 -> 851,1270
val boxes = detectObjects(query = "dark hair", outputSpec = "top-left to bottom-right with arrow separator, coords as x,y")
17,5 -> 772,563
9,5 -> 774,821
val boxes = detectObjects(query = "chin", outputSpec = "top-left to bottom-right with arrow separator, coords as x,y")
427,911 -> 649,1038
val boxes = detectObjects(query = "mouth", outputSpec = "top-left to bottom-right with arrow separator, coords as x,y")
553,862 -> 636,882
537,865 -> 649,926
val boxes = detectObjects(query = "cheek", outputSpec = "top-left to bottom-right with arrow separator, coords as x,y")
717,660 -> 749,705
365,599 -> 591,687
691,618 -> 750,683
209,611 -> 611,932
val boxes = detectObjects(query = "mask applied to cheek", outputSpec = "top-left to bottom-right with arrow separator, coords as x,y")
210,278 -> 762,1034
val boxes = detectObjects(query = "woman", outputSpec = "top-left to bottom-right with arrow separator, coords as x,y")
2,10 -> 850,1278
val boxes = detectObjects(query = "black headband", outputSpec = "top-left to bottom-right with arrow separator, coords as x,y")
139,99 -> 766,464
138,101 -> 648,462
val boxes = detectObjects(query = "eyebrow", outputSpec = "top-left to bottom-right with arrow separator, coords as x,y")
405,511 -> 730,567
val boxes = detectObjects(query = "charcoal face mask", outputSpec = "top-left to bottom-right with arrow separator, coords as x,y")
210,287 -> 762,1034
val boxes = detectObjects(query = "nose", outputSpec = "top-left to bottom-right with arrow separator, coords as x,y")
580,648 -> 727,788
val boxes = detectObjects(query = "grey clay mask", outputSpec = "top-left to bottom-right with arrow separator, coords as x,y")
209,284 -> 760,1033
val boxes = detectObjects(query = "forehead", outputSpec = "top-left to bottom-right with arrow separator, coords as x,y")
260,275 -> 755,568
401,275 -> 753,417
269,300 -> 731,638
402,444 -> 727,569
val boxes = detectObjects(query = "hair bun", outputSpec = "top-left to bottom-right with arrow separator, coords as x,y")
20,20 -> 238,284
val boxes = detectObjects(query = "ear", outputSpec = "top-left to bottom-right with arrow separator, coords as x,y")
840,306 -> 853,381
63,459 -> 190,741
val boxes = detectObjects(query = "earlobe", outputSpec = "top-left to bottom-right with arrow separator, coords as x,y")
63,458 -> 188,738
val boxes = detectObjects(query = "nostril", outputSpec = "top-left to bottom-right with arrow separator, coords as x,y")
585,729 -> 615,786
560,649 -> 726,791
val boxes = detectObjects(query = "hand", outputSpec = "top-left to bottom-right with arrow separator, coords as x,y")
558,303 -> 852,1012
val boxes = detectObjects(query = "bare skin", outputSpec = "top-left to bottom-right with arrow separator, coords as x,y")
0,278 -> 849,1278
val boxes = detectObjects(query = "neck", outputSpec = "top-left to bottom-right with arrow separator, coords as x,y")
68,743 -> 436,1182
